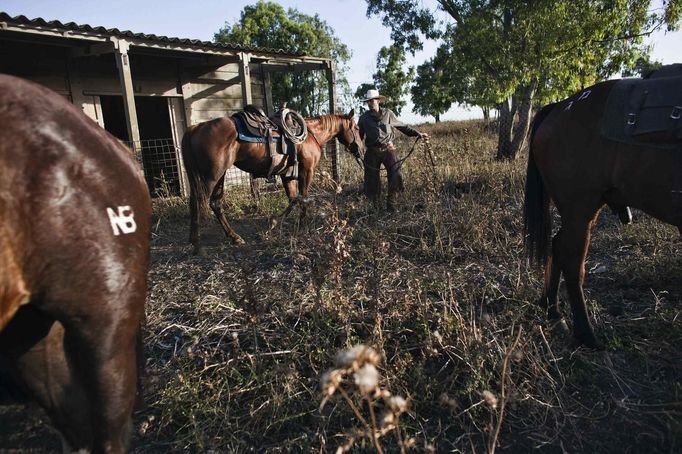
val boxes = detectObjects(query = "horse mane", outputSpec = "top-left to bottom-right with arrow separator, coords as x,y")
307,114 -> 345,131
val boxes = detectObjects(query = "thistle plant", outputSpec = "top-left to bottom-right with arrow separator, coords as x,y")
320,345 -> 414,453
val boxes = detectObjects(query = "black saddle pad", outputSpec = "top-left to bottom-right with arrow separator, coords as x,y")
601,76 -> 682,149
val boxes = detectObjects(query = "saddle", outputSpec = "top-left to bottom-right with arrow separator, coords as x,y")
601,65 -> 682,147
600,64 -> 682,219
232,105 -> 308,179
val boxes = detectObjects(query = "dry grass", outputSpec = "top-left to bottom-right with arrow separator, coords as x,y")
1,119 -> 679,453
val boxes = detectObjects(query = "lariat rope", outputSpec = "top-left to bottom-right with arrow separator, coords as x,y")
355,137 -> 439,187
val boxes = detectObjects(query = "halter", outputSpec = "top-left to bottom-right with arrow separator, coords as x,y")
308,116 -> 363,168
336,118 -> 363,168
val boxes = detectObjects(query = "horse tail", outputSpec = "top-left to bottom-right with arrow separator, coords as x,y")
181,126 -> 210,221
523,103 -> 556,267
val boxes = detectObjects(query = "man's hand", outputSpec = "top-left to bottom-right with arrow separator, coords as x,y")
420,132 -> 430,143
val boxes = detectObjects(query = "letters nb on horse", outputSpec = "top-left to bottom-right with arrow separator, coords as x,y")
107,206 -> 137,235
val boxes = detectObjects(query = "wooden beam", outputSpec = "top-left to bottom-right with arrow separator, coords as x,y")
326,61 -> 340,182
260,62 -> 328,73
112,37 -> 141,151
70,41 -> 115,58
261,63 -> 274,115
238,52 -> 252,108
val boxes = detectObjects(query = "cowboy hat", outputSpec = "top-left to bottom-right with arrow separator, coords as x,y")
361,89 -> 387,102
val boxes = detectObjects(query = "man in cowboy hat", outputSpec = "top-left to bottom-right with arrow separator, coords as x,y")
358,88 -> 429,211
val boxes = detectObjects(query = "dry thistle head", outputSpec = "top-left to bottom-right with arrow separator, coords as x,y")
321,370 -> 342,397
380,410 -> 396,428
387,395 -> 408,414
354,363 -> 379,395
482,390 -> 498,410
319,369 -> 344,409
334,345 -> 380,369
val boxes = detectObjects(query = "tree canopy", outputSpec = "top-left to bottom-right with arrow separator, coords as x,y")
215,0 -> 352,116
354,46 -> 415,115
366,0 -> 682,158
411,47 -> 454,122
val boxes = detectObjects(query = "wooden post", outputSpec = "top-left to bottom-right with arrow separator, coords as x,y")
111,37 -> 141,153
261,64 -> 274,115
239,52 -> 253,108
326,61 -> 340,182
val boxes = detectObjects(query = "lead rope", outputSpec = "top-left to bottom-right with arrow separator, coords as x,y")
360,136 -> 423,173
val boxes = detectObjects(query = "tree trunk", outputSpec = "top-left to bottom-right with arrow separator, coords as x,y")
434,113 -> 441,123
496,97 -> 513,160
482,106 -> 490,120
508,80 -> 538,159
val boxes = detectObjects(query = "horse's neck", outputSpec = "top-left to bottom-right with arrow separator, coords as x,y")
308,116 -> 341,145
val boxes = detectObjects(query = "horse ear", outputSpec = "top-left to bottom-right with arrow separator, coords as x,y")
347,108 -> 355,118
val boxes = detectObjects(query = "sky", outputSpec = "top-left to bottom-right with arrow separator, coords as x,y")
2,0 -> 681,123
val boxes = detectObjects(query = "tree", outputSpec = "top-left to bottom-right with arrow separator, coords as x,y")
623,55 -> 664,77
411,54 -> 452,122
366,0 -> 682,159
354,45 -> 415,115
215,1 -> 352,116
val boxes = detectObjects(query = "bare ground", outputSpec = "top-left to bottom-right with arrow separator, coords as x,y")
1,120 -> 680,453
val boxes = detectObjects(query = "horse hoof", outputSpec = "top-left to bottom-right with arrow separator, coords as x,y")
550,318 -> 570,335
571,334 -> 604,351
232,236 -> 246,245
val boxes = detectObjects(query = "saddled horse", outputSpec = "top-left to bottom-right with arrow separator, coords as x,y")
524,67 -> 682,348
181,109 -> 362,253
0,75 -> 151,452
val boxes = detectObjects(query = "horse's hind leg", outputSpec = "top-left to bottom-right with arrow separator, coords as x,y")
189,183 -> 201,251
280,176 -> 300,218
557,212 -> 603,348
541,229 -> 568,332
209,174 -> 245,245
1,306 -> 94,450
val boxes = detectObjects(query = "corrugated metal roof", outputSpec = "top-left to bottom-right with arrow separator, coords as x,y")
0,12 -> 305,57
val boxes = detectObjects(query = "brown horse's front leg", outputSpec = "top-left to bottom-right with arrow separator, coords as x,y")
209,175 -> 245,245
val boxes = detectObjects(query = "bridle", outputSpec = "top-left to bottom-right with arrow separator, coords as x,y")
337,119 -> 363,168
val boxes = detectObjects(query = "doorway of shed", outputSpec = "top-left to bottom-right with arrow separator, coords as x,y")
99,95 -> 182,197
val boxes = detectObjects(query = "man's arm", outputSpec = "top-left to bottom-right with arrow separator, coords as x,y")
389,110 -> 428,139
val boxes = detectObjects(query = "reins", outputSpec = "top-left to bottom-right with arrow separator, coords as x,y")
360,136 -> 423,173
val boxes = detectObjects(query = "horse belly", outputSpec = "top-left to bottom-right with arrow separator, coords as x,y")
607,144 -> 681,226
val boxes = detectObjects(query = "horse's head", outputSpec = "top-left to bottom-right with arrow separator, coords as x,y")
336,109 -> 363,156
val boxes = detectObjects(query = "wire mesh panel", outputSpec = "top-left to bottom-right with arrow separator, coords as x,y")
224,166 -> 252,187
126,138 -> 182,197
123,138 -> 343,198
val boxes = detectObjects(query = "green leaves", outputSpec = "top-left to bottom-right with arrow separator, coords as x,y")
411,52 -> 453,121
355,46 -> 415,115
214,1 -> 352,116
366,0 -> 682,105
366,0 -> 682,156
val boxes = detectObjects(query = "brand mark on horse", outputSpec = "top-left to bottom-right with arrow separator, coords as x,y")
107,206 -> 137,235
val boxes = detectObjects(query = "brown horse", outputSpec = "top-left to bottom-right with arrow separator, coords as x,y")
0,75 -> 151,452
181,109 -> 361,253
524,74 -> 682,348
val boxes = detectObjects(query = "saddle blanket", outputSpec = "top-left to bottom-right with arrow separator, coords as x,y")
232,115 -> 278,143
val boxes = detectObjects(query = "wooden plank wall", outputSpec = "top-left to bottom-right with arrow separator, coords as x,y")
181,62 -> 265,125
0,41 -> 71,97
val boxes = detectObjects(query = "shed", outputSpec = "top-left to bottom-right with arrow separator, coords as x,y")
0,13 -> 340,196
